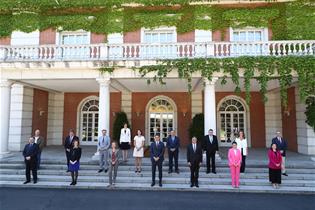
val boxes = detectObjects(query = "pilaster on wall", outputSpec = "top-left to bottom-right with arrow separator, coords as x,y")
8,84 -> 34,151
47,93 -> 64,146
191,91 -> 203,119
295,87 -> 315,155
121,92 -> 132,126
265,90 -> 282,147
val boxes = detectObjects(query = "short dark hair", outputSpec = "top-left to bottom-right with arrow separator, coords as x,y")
72,139 -> 80,146
270,143 -> 277,149
232,141 -> 237,145
209,129 -> 213,132
69,129 -> 75,133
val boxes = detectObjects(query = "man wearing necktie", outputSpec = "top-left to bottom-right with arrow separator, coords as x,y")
187,137 -> 202,187
150,135 -> 165,187
203,129 -> 219,174
166,130 -> 180,174
98,129 -> 110,173
272,131 -> 288,176
64,129 -> 79,172
22,137 -> 39,184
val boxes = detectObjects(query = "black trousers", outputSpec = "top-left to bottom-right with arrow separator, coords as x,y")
241,154 -> 246,173
190,162 -> 200,185
25,159 -> 37,182
168,149 -> 179,171
65,150 -> 70,168
206,151 -> 216,172
152,160 -> 163,183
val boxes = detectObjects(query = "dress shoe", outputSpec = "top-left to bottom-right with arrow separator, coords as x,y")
159,182 -> 162,187
33,180 -> 37,184
206,171 -> 210,174
190,183 -> 194,188
23,181 -> 30,184
98,169 -> 104,173
212,171 -> 217,174
195,183 -> 199,188
175,169 -> 179,174
104,169 -> 108,173
282,173 -> 288,176
151,182 -> 155,187
73,181 -> 77,185
70,182 -> 74,185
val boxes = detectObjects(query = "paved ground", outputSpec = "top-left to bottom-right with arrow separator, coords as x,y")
0,188 -> 314,210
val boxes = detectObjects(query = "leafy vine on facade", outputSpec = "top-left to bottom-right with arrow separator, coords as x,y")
0,1 -> 314,40
100,56 -> 315,107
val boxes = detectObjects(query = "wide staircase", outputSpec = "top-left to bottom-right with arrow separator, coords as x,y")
1,156 -> 315,194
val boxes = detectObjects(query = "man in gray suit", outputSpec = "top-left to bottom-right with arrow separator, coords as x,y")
98,129 -> 110,173
33,129 -> 45,170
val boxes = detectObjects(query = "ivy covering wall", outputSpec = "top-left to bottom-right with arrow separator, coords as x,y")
0,0 -> 314,40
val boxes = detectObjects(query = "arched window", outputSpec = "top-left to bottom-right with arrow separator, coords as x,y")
79,99 -> 99,144
218,97 -> 248,146
146,97 -> 177,143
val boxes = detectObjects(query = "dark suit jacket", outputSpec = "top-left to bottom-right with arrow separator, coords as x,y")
272,137 -> 287,156
150,141 -> 165,162
23,143 -> 39,162
69,147 -> 82,162
187,143 -> 203,165
166,136 -> 180,150
203,135 -> 219,153
64,135 -> 79,150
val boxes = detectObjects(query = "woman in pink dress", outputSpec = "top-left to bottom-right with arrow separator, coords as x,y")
228,141 -> 242,188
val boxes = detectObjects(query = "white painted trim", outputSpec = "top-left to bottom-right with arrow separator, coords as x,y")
229,27 -> 269,42
76,95 -> 99,145
140,27 -> 177,43
56,30 -> 91,45
216,95 -> 251,147
195,29 -> 212,42
144,95 -> 178,145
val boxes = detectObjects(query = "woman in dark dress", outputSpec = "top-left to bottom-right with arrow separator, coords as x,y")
268,143 -> 282,189
69,139 -> 81,186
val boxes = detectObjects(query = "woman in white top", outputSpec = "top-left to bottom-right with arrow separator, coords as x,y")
133,129 -> 145,173
119,123 -> 131,162
235,130 -> 248,173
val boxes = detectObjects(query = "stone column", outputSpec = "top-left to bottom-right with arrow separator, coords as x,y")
0,79 -> 13,154
93,77 -> 110,159
204,77 -> 218,135
97,78 -> 111,134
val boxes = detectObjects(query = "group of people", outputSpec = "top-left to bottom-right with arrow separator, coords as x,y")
22,125 -> 288,189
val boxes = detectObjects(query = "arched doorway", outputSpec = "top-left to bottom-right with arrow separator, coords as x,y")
146,96 -> 177,144
78,97 -> 99,145
217,96 -> 250,147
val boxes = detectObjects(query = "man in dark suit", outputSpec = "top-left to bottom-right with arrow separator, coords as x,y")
150,135 -> 165,187
203,129 -> 219,174
272,131 -> 288,176
23,137 -> 39,184
33,129 -> 45,170
64,129 -> 79,172
187,136 -> 203,188
166,130 -> 180,174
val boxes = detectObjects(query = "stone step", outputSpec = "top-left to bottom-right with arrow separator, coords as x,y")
1,180 -> 314,194
1,174 -> 314,187
1,168 -> 314,180
1,163 -> 314,174
1,160 -> 314,169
